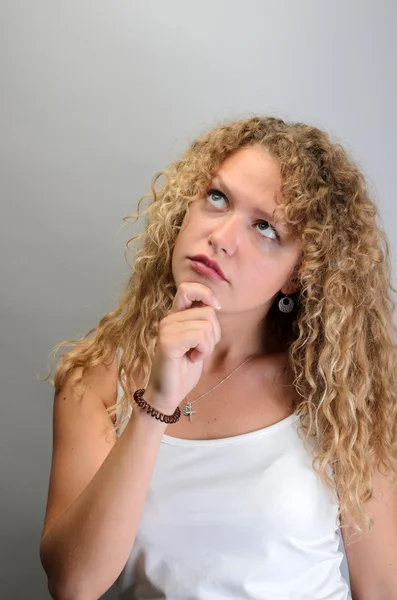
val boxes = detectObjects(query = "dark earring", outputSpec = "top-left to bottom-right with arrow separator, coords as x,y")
278,293 -> 295,313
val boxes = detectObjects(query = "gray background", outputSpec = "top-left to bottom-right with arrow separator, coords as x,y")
1,1 -> 396,598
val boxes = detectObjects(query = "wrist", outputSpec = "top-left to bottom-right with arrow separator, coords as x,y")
130,403 -> 168,432
133,388 -> 181,424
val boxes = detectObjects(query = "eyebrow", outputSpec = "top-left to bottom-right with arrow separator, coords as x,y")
211,175 -> 279,226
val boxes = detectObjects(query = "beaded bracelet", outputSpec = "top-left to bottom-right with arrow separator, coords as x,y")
133,388 -> 181,424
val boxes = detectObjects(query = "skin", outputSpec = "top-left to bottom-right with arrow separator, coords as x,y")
171,145 -> 302,376
171,146 -> 397,595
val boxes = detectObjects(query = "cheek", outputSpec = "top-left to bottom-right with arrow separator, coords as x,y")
241,259 -> 282,290
173,229 -> 187,256
177,209 -> 201,245
177,214 -> 192,240
172,222 -> 190,263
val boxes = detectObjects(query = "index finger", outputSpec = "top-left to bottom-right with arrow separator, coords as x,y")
169,282 -> 221,315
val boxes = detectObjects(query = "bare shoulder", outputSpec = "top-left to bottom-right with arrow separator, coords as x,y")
55,348 -> 121,415
76,350 -> 120,410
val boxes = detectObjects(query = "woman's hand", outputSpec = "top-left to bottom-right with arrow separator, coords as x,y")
146,282 -> 222,414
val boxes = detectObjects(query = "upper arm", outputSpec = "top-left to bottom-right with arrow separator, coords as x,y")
341,467 -> 397,599
40,354 -> 119,544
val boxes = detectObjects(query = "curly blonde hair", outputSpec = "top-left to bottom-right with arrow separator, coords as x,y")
43,115 -> 397,545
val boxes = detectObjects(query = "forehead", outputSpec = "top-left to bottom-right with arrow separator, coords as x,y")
211,147 -> 283,220
214,147 -> 282,192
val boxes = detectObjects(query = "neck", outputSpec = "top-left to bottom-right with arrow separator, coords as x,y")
200,311 -> 283,376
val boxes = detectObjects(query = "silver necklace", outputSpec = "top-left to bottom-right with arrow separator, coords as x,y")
182,353 -> 257,422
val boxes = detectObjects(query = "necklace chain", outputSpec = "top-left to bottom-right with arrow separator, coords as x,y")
183,353 -> 258,421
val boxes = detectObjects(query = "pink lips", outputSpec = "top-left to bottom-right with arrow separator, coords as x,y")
189,258 -> 227,282
189,254 -> 227,280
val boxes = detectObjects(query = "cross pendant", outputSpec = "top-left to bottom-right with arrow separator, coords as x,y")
183,401 -> 196,422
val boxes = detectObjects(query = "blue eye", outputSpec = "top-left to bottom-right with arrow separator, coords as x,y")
207,189 -> 227,207
255,220 -> 280,241
206,188 -> 280,241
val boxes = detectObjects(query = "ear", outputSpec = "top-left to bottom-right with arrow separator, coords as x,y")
280,260 -> 301,295
280,282 -> 299,295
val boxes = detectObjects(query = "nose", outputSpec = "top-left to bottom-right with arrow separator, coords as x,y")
209,214 -> 242,254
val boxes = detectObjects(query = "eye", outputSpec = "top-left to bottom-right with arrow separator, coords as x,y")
207,189 -> 227,207
206,188 -> 280,241
255,220 -> 280,241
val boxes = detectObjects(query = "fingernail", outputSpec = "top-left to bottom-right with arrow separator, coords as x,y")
214,298 -> 221,310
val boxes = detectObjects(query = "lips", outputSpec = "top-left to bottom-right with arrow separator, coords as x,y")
189,254 -> 227,281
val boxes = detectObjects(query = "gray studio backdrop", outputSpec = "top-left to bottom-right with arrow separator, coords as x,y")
1,1 -> 396,598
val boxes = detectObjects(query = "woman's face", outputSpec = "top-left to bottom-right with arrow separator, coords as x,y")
171,146 -> 302,315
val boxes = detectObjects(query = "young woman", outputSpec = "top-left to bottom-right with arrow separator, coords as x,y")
39,116 -> 397,600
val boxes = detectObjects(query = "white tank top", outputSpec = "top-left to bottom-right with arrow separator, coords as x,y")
114,354 -> 351,600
